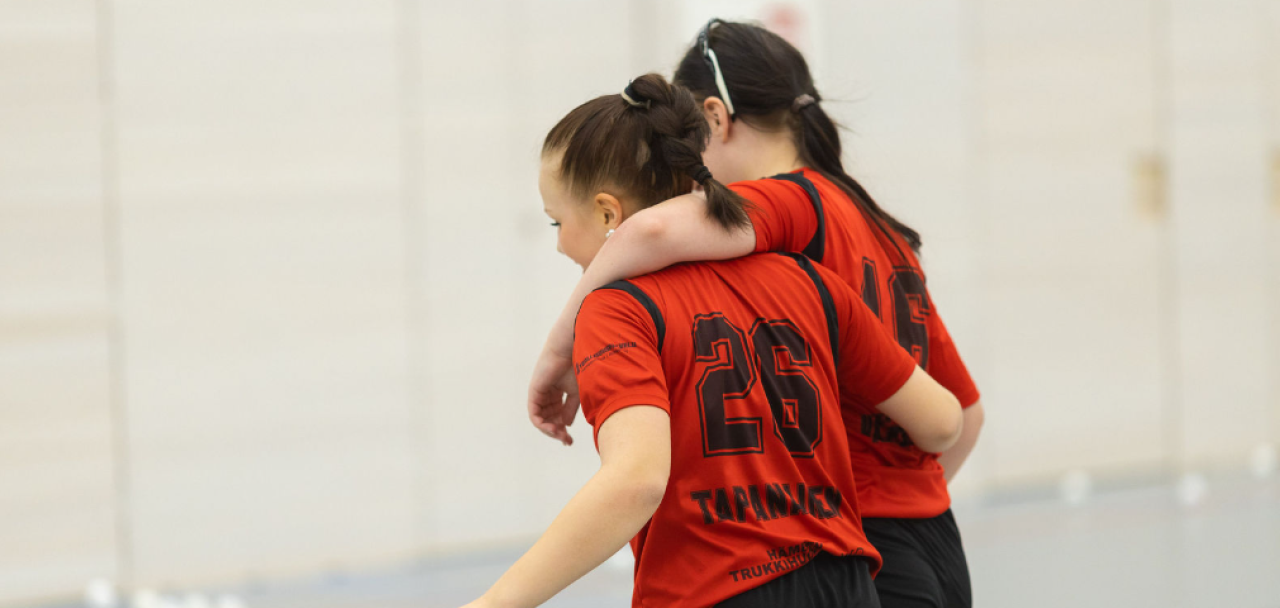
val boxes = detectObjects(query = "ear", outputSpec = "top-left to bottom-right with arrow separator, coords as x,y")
702,97 -> 732,144
592,192 -> 625,231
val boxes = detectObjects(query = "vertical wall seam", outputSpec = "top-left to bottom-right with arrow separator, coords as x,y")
96,0 -> 133,591
1259,0 -> 1280,446
395,0 -> 431,552
1150,0 -> 1184,475
961,0 -> 993,484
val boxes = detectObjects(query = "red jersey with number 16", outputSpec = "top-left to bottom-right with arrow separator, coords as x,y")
730,169 -> 981,519
574,252 -> 917,607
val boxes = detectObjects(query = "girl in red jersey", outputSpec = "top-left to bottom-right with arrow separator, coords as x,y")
466,75 -> 961,608
527,20 -> 984,608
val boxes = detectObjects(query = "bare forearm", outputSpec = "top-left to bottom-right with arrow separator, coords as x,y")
938,402 -> 984,482
480,470 -> 662,608
545,195 -> 753,358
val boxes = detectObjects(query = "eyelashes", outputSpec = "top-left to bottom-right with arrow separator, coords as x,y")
550,222 -> 561,228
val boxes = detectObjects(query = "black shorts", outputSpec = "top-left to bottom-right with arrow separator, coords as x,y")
861,509 -> 972,608
715,552 -> 880,608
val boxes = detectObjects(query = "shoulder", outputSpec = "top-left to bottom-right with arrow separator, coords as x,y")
764,253 -> 856,311
584,278 -> 661,316
721,252 -> 838,302
729,175 -> 811,207
580,279 -> 667,346
699,251 -> 803,277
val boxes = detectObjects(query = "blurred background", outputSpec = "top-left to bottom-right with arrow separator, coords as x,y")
3,0 -> 1279,606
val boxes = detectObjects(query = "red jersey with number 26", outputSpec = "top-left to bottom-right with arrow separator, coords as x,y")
573,252 -> 917,607
730,168 -> 981,519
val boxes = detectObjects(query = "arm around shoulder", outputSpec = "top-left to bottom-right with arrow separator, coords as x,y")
607,192 -> 756,269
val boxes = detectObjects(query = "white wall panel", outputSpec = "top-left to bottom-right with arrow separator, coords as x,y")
0,1 -> 116,604
1168,0 -> 1273,464
973,0 -> 1167,483
111,0 -> 417,585
1268,0 -> 1280,447
0,1 -> 116,605
418,0 -> 635,551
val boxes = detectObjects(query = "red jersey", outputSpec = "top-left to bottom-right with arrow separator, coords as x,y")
574,253 -> 916,607
731,169 -> 981,519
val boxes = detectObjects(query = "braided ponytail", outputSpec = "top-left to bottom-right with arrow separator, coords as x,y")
543,73 -> 751,231
625,74 -> 751,230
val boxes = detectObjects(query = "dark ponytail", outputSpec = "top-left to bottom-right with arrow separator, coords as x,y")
543,73 -> 750,231
674,19 -> 923,255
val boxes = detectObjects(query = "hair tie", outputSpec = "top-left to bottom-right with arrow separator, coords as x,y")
792,94 -> 816,111
689,165 -> 713,185
621,82 -> 651,109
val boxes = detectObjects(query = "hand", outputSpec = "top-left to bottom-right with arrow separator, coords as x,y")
528,345 -> 579,446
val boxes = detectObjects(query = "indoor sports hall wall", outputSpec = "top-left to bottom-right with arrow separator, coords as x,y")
1,0 -> 1277,606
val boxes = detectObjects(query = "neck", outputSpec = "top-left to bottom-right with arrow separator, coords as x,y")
738,129 -> 805,180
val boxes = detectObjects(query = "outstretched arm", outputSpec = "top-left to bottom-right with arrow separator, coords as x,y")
465,406 -> 671,608
529,193 -> 754,445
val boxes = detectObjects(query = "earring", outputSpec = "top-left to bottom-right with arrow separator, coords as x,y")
605,229 -> 615,239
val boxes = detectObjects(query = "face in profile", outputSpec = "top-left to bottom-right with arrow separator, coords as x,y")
538,156 -> 612,271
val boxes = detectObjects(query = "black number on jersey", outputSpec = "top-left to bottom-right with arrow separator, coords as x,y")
693,313 -> 823,458
693,314 -> 762,455
750,319 -> 823,457
859,259 -> 931,367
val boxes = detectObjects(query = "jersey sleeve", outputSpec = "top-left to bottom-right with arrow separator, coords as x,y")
924,308 -> 981,408
817,265 -> 918,413
573,288 -> 671,446
730,179 -> 819,254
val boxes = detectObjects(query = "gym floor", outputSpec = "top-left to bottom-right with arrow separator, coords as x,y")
55,472 -> 1271,608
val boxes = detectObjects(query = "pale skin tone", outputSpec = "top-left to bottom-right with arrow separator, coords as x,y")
469,159 -> 962,607
527,97 -> 983,474
939,402 -> 985,481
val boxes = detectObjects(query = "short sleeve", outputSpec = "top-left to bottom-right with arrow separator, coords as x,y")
924,311 -> 981,408
818,265 -> 917,412
573,288 -> 671,447
730,179 -> 820,254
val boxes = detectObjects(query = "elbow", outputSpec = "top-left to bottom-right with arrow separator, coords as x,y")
625,470 -> 669,514
607,462 -> 669,514
637,477 -> 669,512
915,392 -> 964,454
616,208 -> 670,247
